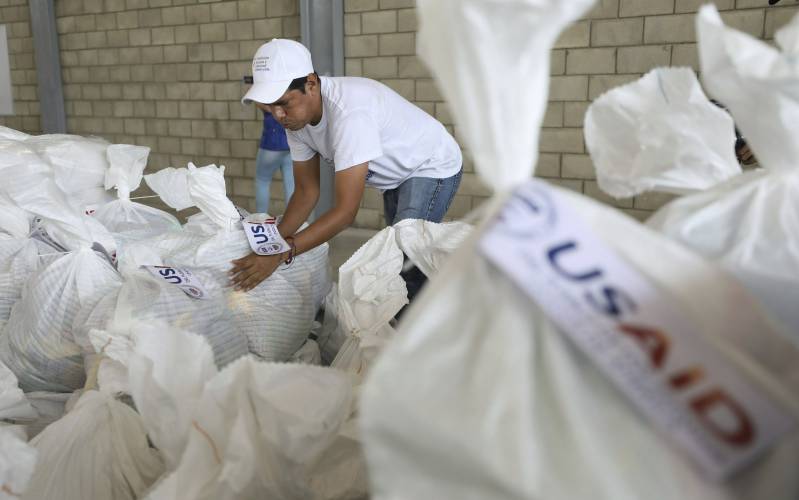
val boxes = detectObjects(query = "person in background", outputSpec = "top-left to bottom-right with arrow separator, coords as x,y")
255,110 -> 294,214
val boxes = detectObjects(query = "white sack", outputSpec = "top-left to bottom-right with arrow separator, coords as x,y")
144,163 -> 239,228
0,426 -> 37,500
0,247 -> 122,392
0,125 -> 31,141
78,271 -> 248,374
585,67 -> 741,198
135,164 -> 330,361
645,7 -> 799,337
95,144 -> 180,252
394,218 -> 472,278
127,323 -> 362,500
416,0 -> 592,191
360,1 -> 799,499
0,193 -> 31,239
362,183 -> 799,500
24,133 -> 114,211
0,360 -> 36,421
23,390 -> 164,500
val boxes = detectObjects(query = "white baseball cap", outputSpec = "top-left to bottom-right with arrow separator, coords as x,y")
241,39 -> 314,105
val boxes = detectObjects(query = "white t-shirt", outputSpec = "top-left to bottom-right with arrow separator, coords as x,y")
286,77 -> 462,190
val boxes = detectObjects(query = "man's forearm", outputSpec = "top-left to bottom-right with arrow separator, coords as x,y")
291,206 -> 355,256
278,186 -> 318,238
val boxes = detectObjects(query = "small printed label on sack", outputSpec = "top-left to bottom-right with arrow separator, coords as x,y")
243,218 -> 290,256
84,204 -> 99,216
235,205 -> 250,221
144,266 -> 210,300
479,180 -> 794,481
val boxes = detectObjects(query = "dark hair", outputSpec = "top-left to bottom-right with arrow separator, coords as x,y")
287,72 -> 319,94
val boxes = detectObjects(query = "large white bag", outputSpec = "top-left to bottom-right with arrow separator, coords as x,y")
141,164 -> 329,361
585,67 -> 741,198
0,426 -> 37,499
323,219 -> 470,374
24,133 -> 115,212
585,8 -> 799,339
360,1 -> 799,499
77,270 -> 249,373
125,321 -> 362,500
22,390 -> 164,500
0,178 -> 122,392
93,144 -> 180,253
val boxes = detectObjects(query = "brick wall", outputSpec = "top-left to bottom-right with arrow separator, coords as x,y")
0,1 -> 40,133
2,0 -> 798,226
343,0 -> 799,224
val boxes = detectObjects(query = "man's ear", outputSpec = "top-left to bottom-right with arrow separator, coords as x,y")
306,73 -> 319,93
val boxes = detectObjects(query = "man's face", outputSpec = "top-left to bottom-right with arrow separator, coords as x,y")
256,78 -> 318,131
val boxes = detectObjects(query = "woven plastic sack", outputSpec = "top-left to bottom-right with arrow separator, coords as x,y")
362,182 -> 799,500
93,144 -> 180,253
77,270 -> 248,374
140,164 -> 330,361
634,7 -> 799,338
585,67 -> 741,198
125,322 -> 362,500
1,246 -> 122,392
22,390 -> 164,500
24,133 -> 115,213
0,360 -> 36,422
360,1 -> 799,499
0,426 -> 37,499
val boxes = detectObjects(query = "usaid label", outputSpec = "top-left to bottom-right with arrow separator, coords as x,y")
144,266 -> 210,300
479,180 -> 793,480
243,218 -> 290,256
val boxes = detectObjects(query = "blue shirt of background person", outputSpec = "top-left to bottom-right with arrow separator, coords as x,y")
255,111 -> 294,214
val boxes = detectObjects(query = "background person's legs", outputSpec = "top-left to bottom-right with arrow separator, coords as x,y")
279,151 -> 295,203
255,148 -> 291,214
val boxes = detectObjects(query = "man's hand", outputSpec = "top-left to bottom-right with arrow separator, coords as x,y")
229,252 -> 284,292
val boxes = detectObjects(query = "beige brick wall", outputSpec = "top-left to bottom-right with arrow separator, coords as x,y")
4,0 -> 299,216
0,1 -> 41,133
2,1 -> 798,227
344,0 -> 799,224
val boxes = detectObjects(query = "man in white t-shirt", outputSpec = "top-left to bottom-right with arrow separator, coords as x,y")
230,39 -> 463,298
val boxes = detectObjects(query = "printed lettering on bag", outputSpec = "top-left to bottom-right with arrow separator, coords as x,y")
479,179 -> 794,481
144,265 -> 210,300
243,218 -> 291,256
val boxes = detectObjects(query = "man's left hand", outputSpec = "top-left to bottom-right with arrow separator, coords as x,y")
229,252 -> 284,292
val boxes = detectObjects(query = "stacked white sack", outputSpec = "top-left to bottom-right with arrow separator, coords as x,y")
22,390 -> 164,500
322,218 -> 470,373
0,217 -> 60,333
0,176 -> 122,392
93,144 -> 181,253
360,1 -> 799,500
77,271 -> 249,374
0,426 -> 37,499
23,133 -> 115,213
141,163 -> 330,361
585,7 -> 799,340
121,320 -> 365,500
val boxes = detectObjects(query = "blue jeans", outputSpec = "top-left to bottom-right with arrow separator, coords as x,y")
255,148 -> 294,214
382,169 -> 463,226
382,169 -> 463,307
